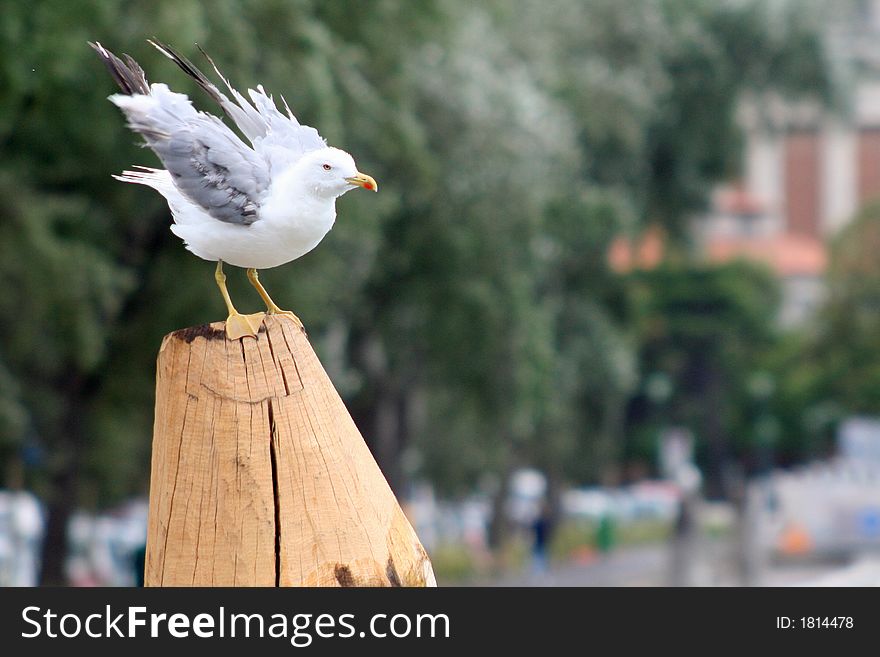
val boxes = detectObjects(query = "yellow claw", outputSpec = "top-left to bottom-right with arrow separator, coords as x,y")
224,312 -> 265,340
215,260 -> 265,339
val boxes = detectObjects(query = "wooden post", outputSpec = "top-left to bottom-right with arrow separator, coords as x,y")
145,315 -> 435,587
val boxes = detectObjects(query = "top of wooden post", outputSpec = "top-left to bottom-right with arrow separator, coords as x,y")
146,315 -> 435,587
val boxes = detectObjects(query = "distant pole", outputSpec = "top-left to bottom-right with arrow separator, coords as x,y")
145,315 -> 435,587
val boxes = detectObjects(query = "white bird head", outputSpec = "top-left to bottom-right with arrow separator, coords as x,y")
300,147 -> 378,198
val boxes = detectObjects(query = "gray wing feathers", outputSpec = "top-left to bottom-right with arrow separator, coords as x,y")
163,118 -> 268,223
110,84 -> 269,225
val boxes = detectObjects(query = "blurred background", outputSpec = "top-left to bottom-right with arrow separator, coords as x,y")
4,0 -> 880,586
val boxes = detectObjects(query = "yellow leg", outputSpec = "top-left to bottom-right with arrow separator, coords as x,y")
215,261 -> 264,339
246,268 -> 304,330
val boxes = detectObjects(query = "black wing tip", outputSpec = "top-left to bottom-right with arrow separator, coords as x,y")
146,37 -> 177,61
148,38 -> 227,106
90,40 -> 150,96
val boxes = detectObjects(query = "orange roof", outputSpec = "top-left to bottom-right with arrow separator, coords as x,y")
608,225 -> 665,273
608,227 -> 827,277
705,233 -> 827,277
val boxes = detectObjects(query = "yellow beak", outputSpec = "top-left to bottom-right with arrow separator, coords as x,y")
345,172 -> 378,192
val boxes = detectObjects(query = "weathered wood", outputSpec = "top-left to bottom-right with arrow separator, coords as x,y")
145,315 -> 435,587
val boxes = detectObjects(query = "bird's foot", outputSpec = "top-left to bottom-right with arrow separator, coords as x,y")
224,311 -> 266,340
266,307 -> 305,332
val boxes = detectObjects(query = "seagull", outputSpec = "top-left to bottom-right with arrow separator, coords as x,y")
90,41 -> 378,339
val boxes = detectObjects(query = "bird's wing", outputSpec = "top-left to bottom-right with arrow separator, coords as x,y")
93,42 -> 270,225
112,85 -> 270,225
150,41 -> 326,176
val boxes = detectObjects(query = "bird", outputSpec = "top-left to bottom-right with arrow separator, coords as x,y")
90,40 -> 378,339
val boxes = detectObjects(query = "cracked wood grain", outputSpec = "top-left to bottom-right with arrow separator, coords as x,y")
145,316 -> 435,587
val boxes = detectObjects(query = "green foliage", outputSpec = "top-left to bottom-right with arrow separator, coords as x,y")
765,202 -> 880,463
625,262 -> 782,487
818,202 -> 880,410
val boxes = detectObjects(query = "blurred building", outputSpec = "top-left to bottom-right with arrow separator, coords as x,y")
698,0 -> 880,326
614,0 -> 880,327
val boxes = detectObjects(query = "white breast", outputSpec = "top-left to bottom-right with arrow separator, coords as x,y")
170,174 -> 338,269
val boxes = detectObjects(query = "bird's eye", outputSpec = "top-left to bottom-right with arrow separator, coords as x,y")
322,164 -> 332,171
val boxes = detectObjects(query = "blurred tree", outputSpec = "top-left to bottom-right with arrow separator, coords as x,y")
766,202 -> 880,464
503,0 -> 832,238
625,262 -> 780,497
817,201 -> 880,411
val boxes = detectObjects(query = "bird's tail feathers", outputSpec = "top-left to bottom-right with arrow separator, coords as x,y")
113,166 -> 171,191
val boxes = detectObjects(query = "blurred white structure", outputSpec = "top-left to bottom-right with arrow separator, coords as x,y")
838,416 -> 880,461
562,481 -> 679,523
65,499 -> 148,587
753,457 -> 880,558
0,490 -> 43,586
507,468 -> 547,525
